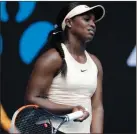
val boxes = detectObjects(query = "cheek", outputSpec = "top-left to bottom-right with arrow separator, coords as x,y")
77,21 -> 86,29
73,21 -> 87,33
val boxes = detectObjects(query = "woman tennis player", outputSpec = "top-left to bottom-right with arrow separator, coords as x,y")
25,2 -> 105,133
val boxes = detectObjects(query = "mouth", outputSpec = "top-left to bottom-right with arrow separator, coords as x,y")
88,29 -> 95,36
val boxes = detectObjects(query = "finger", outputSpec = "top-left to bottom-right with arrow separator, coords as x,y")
77,105 -> 85,111
78,116 -> 86,121
78,112 -> 89,121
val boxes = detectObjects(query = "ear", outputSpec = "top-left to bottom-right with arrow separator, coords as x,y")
65,18 -> 72,28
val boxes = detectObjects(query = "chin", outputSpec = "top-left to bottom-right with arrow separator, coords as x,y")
85,36 -> 94,43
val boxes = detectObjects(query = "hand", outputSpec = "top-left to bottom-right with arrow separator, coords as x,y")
72,105 -> 89,122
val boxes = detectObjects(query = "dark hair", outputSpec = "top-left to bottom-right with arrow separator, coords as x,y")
45,2 -> 81,77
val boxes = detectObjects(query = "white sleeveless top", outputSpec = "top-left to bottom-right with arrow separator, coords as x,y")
47,43 -> 98,133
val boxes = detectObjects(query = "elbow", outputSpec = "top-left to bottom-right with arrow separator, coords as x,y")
98,106 -> 104,115
98,105 -> 104,112
92,105 -> 104,119
25,94 -> 36,104
93,104 -> 104,113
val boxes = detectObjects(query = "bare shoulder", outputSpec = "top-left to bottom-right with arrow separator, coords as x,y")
34,48 -> 62,73
88,53 -> 103,74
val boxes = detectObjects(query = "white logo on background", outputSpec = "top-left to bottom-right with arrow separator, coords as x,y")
127,46 -> 136,67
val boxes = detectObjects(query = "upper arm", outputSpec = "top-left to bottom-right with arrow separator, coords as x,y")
25,49 -> 62,100
90,54 -> 103,109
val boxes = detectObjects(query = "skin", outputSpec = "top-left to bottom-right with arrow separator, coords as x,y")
65,12 -> 104,133
64,12 -> 104,133
90,54 -> 104,133
25,49 -> 88,118
26,9 -> 103,133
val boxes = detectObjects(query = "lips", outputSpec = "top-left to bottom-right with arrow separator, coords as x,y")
88,29 -> 95,35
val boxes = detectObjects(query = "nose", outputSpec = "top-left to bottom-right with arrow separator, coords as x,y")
89,20 -> 96,30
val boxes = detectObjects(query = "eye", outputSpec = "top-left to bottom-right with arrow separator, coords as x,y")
83,16 -> 90,21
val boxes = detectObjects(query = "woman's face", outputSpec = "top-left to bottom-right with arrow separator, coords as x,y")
70,12 -> 96,42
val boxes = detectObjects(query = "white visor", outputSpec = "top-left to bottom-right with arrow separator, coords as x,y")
61,5 -> 105,31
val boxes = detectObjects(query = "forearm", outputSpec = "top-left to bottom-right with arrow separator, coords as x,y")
90,107 -> 104,133
26,96 -> 74,114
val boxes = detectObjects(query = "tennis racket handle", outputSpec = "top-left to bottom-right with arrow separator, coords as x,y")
67,111 -> 84,121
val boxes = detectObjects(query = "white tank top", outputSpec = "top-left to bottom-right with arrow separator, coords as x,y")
47,43 -> 98,133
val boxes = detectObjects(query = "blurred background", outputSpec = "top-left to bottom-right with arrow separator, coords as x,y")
1,1 -> 136,133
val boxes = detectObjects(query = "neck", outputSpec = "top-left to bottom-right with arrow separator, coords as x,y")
64,34 -> 86,56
